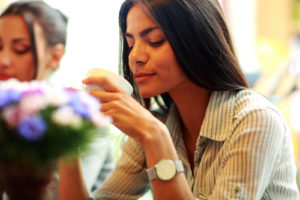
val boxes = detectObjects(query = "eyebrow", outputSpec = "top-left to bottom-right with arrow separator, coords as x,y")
12,38 -> 31,44
125,27 -> 159,38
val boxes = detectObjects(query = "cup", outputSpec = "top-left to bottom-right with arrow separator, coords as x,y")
82,68 -> 133,95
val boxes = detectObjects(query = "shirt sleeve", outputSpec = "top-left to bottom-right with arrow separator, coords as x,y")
82,135 -> 114,192
92,137 -> 150,200
208,108 -> 298,199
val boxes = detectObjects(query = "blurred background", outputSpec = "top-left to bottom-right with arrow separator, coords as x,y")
1,0 -> 300,197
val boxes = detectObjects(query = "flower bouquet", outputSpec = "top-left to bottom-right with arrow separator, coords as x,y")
0,79 -> 110,200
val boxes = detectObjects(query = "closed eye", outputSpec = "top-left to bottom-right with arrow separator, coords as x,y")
14,47 -> 31,55
150,39 -> 165,47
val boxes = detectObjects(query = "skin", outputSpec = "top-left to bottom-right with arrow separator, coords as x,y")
125,5 -> 188,99
60,3 -> 211,200
0,15 -> 63,81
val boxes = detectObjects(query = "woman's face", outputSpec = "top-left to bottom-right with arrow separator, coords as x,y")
125,3 -> 189,98
0,15 -> 51,81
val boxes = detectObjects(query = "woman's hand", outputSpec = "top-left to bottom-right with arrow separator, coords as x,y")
82,76 -> 165,145
83,76 -> 195,200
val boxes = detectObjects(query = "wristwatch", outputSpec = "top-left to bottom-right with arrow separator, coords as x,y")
146,159 -> 184,181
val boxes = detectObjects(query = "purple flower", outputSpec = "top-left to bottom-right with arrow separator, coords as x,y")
18,116 -> 47,141
68,93 -> 90,119
0,89 -> 22,108
22,89 -> 44,96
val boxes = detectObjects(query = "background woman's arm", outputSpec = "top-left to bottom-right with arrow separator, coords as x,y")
59,157 -> 89,200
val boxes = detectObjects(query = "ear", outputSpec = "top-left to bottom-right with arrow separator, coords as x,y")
48,43 -> 65,70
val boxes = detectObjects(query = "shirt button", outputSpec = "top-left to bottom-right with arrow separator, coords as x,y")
234,186 -> 240,193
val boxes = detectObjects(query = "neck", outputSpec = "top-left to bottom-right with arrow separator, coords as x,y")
169,82 -> 211,138
35,69 -> 51,81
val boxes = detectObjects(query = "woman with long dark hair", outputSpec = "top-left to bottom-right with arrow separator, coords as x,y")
0,1 -> 67,199
0,1 -> 115,199
0,0 -> 67,81
60,0 -> 299,199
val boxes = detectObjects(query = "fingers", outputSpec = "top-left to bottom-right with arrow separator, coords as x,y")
88,89 -> 121,103
100,102 -> 119,115
82,76 -> 122,93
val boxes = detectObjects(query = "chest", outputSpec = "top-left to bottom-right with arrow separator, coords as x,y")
190,140 -> 224,197
183,136 -> 196,170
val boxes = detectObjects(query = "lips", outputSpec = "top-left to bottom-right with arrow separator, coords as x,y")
133,72 -> 155,83
0,74 -> 12,81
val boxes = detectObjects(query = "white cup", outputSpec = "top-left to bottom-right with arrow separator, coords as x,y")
82,68 -> 133,95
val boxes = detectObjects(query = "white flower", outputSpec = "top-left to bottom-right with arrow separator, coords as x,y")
44,87 -> 69,106
19,93 -> 47,115
0,78 -> 23,91
91,112 -> 112,127
51,106 -> 82,128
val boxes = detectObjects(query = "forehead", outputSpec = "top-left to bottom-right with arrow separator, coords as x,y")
126,3 -> 157,33
0,15 -> 30,39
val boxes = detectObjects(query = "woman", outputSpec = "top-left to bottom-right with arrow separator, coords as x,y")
0,1 -> 67,199
0,1 -> 115,199
60,0 -> 299,199
0,0 -> 67,81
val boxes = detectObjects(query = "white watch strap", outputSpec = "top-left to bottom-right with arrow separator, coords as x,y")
174,160 -> 184,172
146,160 -> 184,181
146,166 -> 157,180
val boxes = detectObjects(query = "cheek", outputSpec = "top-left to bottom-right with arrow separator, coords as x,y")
155,45 -> 178,69
14,55 -> 35,81
155,50 -> 183,80
154,55 -> 186,89
128,63 -> 134,74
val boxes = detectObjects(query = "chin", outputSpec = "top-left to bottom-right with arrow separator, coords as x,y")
139,90 -> 160,99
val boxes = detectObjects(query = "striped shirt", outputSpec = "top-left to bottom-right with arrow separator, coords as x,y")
92,89 -> 300,199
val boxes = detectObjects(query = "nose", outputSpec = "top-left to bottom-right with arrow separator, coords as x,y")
128,40 -> 148,71
0,49 -> 12,68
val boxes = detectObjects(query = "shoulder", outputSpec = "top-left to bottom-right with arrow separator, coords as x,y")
234,89 -> 283,117
233,89 -> 289,137
235,89 -> 274,107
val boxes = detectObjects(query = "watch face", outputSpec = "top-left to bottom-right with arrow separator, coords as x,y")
156,159 -> 176,181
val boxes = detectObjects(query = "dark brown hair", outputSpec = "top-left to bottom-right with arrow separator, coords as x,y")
0,0 -> 67,78
119,0 -> 249,111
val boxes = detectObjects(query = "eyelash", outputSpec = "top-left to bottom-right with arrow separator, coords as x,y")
128,39 -> 165,52
15,47 -> 31,55
0,44 -> 31,55
149,39 -> 165,47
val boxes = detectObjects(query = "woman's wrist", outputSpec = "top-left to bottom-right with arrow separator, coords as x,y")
141,121 -> 178,167
141,119 -> 169,148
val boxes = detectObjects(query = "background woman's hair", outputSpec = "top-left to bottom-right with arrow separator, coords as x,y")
119,0 -> 249,111
0,0 -> 68,78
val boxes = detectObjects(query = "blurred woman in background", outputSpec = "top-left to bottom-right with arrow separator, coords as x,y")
0,1 -> 67,199
0,1 -> 115,199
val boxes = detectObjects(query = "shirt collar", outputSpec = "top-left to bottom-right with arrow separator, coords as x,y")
198,90 -> 236,141
166,90 -> 236,142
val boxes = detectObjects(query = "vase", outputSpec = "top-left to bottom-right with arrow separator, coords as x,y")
0,162 -> 56,200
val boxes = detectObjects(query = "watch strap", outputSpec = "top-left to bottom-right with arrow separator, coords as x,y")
146,160 -> 184,181
174,160 -> 184,172
146,166 -> 157,180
